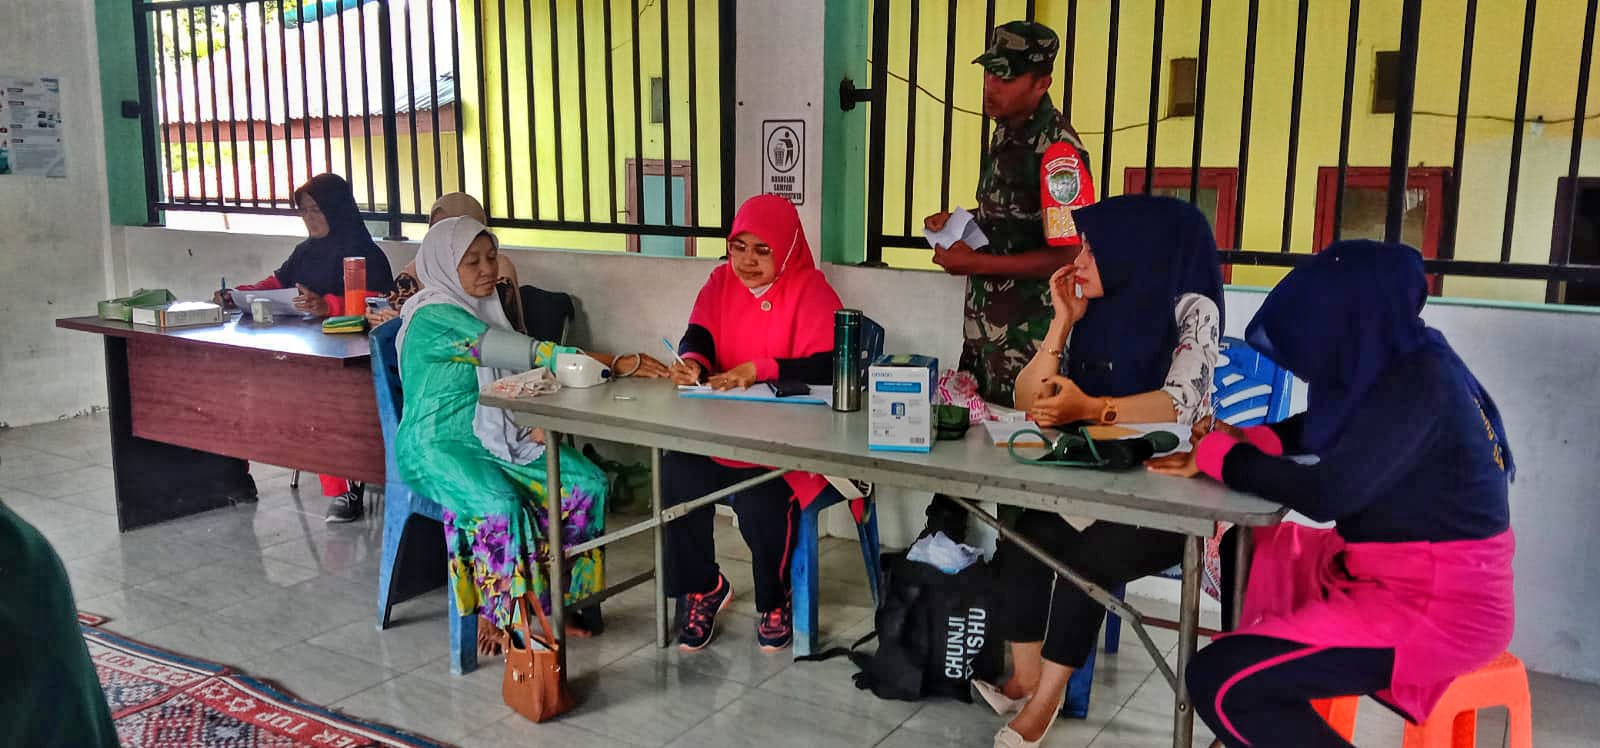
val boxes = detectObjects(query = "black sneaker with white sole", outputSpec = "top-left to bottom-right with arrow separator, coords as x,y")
324,490 -> 363,523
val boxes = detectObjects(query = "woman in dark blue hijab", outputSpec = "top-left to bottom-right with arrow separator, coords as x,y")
986,195 -> 1226,747
1159,241 -> 1514,748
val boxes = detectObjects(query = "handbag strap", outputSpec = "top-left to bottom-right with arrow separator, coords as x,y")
513,593 -> 560,649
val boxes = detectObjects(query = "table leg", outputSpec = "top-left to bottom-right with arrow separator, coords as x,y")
1173,534 -> 1202,748
651,447 -> 669,648
545,432 -> 567,675
1232,526 -> 1254,630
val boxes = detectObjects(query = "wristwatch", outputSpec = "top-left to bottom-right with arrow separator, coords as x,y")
1098,397 -> 1119,425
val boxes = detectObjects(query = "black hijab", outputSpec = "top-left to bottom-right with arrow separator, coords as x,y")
1062,195 -> 1224,398
274,174 -> 395,297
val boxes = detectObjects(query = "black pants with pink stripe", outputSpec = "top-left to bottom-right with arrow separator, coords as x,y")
1188,634 -> 1395,748
660,451 -> 799,613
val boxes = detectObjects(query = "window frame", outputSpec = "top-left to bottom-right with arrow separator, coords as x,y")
1123,167 -> 1239,282
624,158 -> 698,256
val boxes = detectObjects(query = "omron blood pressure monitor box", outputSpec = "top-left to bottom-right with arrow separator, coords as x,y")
868,354 -> 938,452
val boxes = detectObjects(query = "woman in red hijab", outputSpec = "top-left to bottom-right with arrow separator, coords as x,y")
663,194 -> 843,653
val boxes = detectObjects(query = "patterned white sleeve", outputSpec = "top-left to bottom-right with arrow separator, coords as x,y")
1163,293 -> 1221,427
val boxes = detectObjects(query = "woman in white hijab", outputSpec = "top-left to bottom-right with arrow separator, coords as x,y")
394,217 -> 657,651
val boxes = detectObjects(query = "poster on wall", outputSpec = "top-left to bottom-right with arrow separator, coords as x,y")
761,119 -> 804,205
0,75 -> 66,178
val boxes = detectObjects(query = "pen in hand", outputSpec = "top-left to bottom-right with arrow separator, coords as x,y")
661,337 -> 688,368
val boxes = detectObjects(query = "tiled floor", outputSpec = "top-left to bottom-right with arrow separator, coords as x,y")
5,412 -> 1597,747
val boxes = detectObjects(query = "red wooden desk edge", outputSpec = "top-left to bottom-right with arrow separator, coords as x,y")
57,315 -> 369,368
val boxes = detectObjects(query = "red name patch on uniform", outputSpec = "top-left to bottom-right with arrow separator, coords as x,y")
1040,141 -> 1096,246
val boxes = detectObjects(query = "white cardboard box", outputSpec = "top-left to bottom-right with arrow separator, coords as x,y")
868,354 -> 939,453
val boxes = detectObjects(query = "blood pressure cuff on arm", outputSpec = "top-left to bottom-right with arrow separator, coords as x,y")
480,328 -> 538,371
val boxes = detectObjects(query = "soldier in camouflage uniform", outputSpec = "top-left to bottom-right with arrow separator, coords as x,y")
926,20 -> 1090,406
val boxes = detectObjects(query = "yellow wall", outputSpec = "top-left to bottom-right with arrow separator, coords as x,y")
874,0 -> 1600,302
345,131 -> 463,218
458,0 -> 726,255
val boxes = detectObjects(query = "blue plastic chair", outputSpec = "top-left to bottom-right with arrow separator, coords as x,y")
721,315 -> 886,656
370,319 -> 478,675
1064,336 -> 1293,717
791,486 -> 884,656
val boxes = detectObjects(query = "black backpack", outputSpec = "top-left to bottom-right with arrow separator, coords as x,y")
800,552 -> 1002,703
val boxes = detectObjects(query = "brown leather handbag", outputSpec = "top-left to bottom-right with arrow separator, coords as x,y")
501,594 -> 574,722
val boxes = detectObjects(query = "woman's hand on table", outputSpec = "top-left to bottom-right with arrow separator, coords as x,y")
365,307 -> 400,328
669,359 -> 704,386
1027,375 -> 1093,427
1145,450 -> 1200,478
293,284 -> 330,317
1144,416 -> 1245,478
707,362 -> 758,391
1048,265 -> 1088,327
601,352 -> 670,379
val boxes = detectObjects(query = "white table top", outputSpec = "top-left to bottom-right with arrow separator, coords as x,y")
484,379 -> 1285,536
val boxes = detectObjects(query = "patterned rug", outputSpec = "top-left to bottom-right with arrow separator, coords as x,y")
83,626 -> 451,748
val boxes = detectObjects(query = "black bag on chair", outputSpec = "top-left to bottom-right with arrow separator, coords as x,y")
800,552 -> 1002,703
519,285 -> 575,345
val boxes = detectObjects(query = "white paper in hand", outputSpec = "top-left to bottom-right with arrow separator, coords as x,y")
924,207 -> 989,251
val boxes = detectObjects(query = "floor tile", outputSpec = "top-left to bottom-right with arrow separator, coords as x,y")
77,587 -> 206,638
665,687 -> 899,748
0,447 -> 84,484
214,581 -> 373,641
307,600 -> 454,672
17,464 -> 114,499
138,613 -> 302,667
56,485 -> 119,515
136,557 -> 321,611
899,698 -> 1015,745
235,642 -> 401,706
458,713 -> 630,748
333,673 -> 512,745
757,652 -> 922,724
558,651 -> 749,746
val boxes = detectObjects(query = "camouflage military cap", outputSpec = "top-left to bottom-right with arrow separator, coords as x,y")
972,21 -> 1059,80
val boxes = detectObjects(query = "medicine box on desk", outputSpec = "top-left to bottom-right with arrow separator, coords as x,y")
868,354 -> 938,453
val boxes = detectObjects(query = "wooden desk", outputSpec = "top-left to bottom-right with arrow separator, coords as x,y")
57,315 -> 384,530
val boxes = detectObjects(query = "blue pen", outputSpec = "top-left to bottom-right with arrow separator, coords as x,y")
661,337 -> 688,368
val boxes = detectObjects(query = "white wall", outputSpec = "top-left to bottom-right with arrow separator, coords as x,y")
0,0 -> 112,427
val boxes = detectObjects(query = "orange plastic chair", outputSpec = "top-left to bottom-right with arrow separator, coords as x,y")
1312,695 -> 1361,741
1402,652 -> 1533,748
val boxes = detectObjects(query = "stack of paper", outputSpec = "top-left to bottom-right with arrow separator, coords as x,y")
922,207 -> 990,251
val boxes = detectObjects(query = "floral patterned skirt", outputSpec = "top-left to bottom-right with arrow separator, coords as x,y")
442,448 -> 607,628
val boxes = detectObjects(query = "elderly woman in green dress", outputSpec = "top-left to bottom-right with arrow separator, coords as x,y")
394,216 -> 665,651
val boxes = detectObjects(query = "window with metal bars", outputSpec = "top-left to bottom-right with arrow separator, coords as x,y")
131,0 -> 736,250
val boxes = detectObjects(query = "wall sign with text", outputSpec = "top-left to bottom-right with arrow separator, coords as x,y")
0,75 -> 65,178
761,119 -> 804,205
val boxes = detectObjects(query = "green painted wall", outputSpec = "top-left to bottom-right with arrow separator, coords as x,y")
822,0 -> 868,265
95,0 -> 153,225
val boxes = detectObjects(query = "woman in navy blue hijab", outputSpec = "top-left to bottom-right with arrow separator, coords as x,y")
986,195 -> 1226,747
1155,241 -> 1514,748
